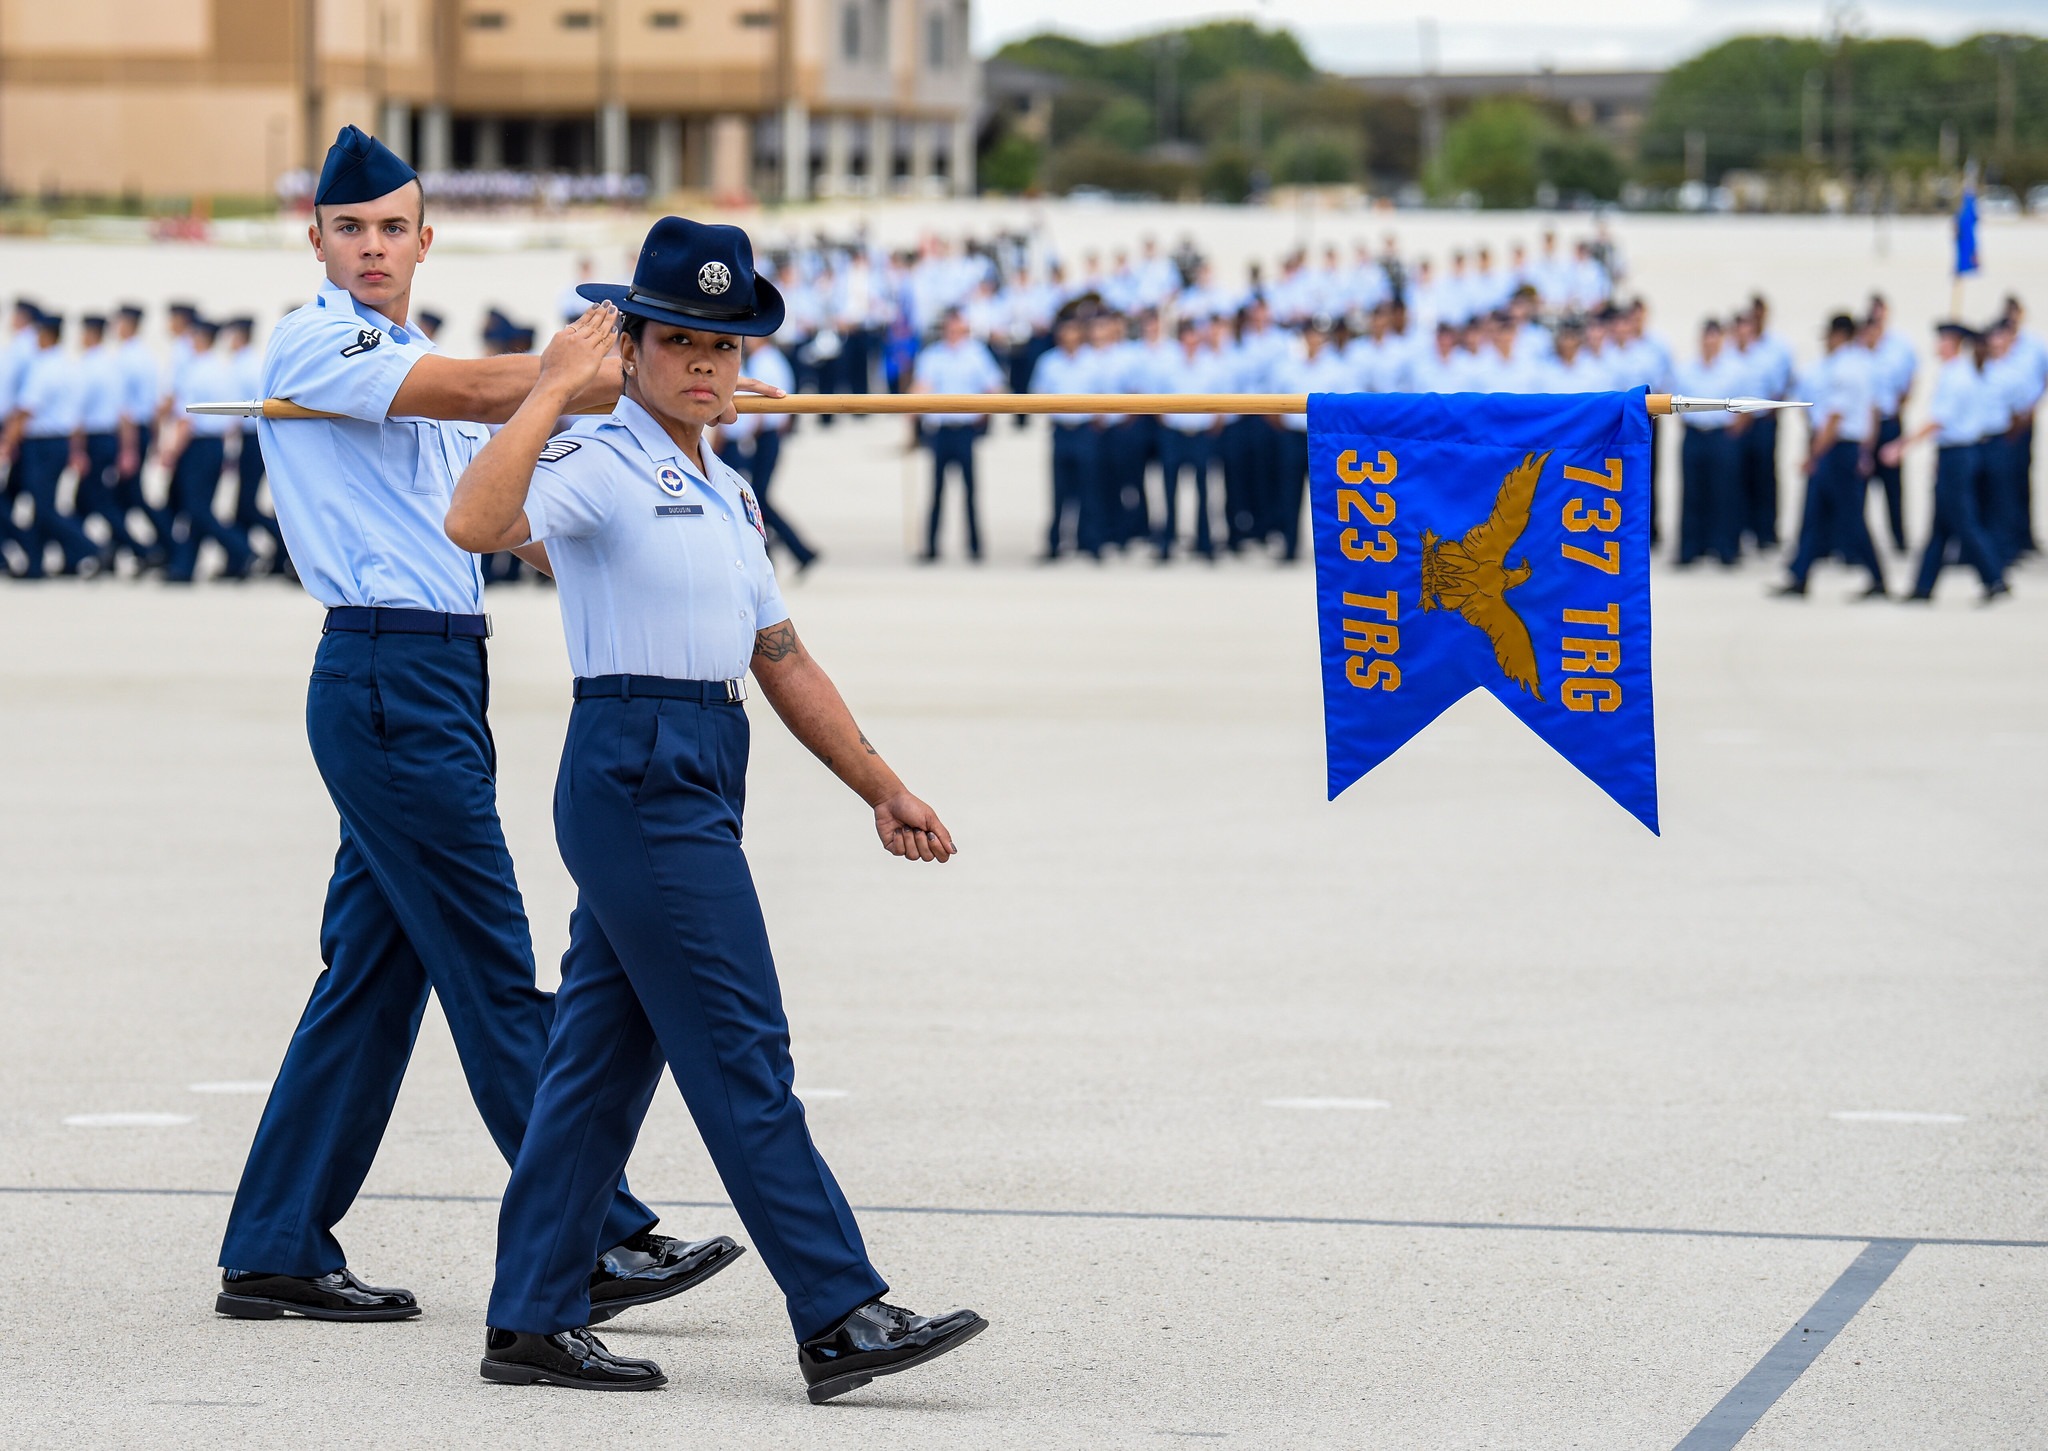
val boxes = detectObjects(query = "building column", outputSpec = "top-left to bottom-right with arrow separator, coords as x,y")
947,116 -> 974,197
651,116 -> 682,197
909,118 -> 933,194
710,113 -> 752,201
823,114 -> 852,198
599,102 -> 628,179
781,98 -> 810,203
868,111 -> 893,197
379,101 -> 413,161
420,104 -> 452,173
476,117 -> 504,170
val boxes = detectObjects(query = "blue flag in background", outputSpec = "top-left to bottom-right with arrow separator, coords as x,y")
1309,390 -> 1659,833
1955,184 -> 1980,277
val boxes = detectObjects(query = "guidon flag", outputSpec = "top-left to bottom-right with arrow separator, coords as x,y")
1308,389 -> 1659,834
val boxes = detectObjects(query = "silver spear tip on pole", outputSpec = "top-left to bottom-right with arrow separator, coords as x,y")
1666,395 -> 1813,415
185,400 -> 267,417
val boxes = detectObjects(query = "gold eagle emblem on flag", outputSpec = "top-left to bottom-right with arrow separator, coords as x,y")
1419,449 -> 1549,700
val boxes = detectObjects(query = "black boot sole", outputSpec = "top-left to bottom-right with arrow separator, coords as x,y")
479,1359 -> 667,1391
215,1292 -> 421,1322
586,1242 -> 747,1325
804,1314 -> 989,1405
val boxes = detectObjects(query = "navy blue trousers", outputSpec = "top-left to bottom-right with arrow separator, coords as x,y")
1977,434 -> 2028,566
1678,426 -> 1741,564
490,686 -> 886,1341
77,433 -> 146,560
1048,423 -> 1102,557
1272,427 -> 1308,561
1912,444 -> 2004,596
1788,440 -> 1883,587
1871,415 -> 1906,550
13,437 -> 99,576
1156,428 -> 1216,557
221,629 -> 656,1275
925,424 -> 980,558
1101,418 -> 1152,547
163,437 -> 253,581
1740,412 -> 1780,548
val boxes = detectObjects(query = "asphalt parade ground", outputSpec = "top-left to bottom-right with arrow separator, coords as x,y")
2,410 -> 2043,1448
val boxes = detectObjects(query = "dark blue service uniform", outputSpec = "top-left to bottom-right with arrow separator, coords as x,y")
486,400 -> 887,1341
218,279 -> 654,1278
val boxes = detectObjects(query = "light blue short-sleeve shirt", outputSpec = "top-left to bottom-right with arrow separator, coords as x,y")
520,397 -> 788,683
257,280 -> 491,614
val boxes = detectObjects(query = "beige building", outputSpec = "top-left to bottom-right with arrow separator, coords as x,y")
0,0 -> 979,202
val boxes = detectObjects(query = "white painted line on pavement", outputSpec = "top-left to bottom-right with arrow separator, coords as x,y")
1263,1098 -> 1391,1111
189,1081 -> 271,1095
1829,1110 -> 1967,1124
63,1113 -> 195,1127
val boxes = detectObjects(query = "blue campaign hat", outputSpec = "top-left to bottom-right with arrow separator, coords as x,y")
316,123 -> 419,207
579,216 -> 784,337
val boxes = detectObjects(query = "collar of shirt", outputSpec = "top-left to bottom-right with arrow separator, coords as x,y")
316,278 -> 431,353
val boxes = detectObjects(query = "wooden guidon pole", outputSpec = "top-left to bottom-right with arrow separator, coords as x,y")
247,393 -> 1683,420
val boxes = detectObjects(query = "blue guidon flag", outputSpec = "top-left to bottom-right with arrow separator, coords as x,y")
1308,389 -> 1659,833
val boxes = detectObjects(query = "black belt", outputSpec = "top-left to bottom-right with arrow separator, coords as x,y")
573,674 -> 747,704
324,607 -> 491,638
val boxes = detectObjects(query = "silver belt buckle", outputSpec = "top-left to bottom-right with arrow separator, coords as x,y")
724,678 -> 747,703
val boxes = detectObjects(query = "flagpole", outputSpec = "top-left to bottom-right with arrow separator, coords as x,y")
188,393 -> 1801,422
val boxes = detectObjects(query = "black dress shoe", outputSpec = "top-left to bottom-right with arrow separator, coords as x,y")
586,1231 -> 745,1325
216,1268 -> 419,1322
797,1299 -> 988,1405
479,1326 -> 666,1391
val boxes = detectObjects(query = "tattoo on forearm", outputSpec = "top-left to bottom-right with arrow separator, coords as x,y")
752,620 -> 799,663
857,731 -> 878,756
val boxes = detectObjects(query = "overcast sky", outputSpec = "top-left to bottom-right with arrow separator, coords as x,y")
974,0 -> 2043,73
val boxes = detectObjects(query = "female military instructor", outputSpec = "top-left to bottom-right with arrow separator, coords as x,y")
444,217 -> 986,1404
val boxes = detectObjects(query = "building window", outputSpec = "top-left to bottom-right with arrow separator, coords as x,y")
737,10 -> 776,27
561,10 -> 596,27
926,10 -> 944,69
841,2 -> 861,61
648,10 -> 683,26
466,10 -> 507,27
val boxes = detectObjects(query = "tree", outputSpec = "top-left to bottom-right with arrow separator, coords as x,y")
1435,99 -> 1546,207
980,134 -> 1043,194
1272,127 -> 1363,185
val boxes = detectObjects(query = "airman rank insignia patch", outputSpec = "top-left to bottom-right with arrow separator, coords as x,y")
537,440 -> 582,464
339,329 -> 383,357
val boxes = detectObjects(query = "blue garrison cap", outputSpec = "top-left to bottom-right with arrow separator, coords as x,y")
316,124 -> 419,207
580,216 -> 784,337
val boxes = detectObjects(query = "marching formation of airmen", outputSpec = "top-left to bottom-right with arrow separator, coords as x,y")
4,222 -> 2040,603
0,300 -> 285,580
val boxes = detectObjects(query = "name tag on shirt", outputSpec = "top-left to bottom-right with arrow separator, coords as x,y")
655,504 -> 704,517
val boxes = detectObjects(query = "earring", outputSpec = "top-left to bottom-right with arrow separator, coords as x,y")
624,365 -> 635,376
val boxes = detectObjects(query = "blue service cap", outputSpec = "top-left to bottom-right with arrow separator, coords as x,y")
417,309 -> 444,331
579,216 -> 784,338
316,123 -> 419,208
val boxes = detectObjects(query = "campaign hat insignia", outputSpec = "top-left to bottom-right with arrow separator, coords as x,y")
578,216 -> 784,338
